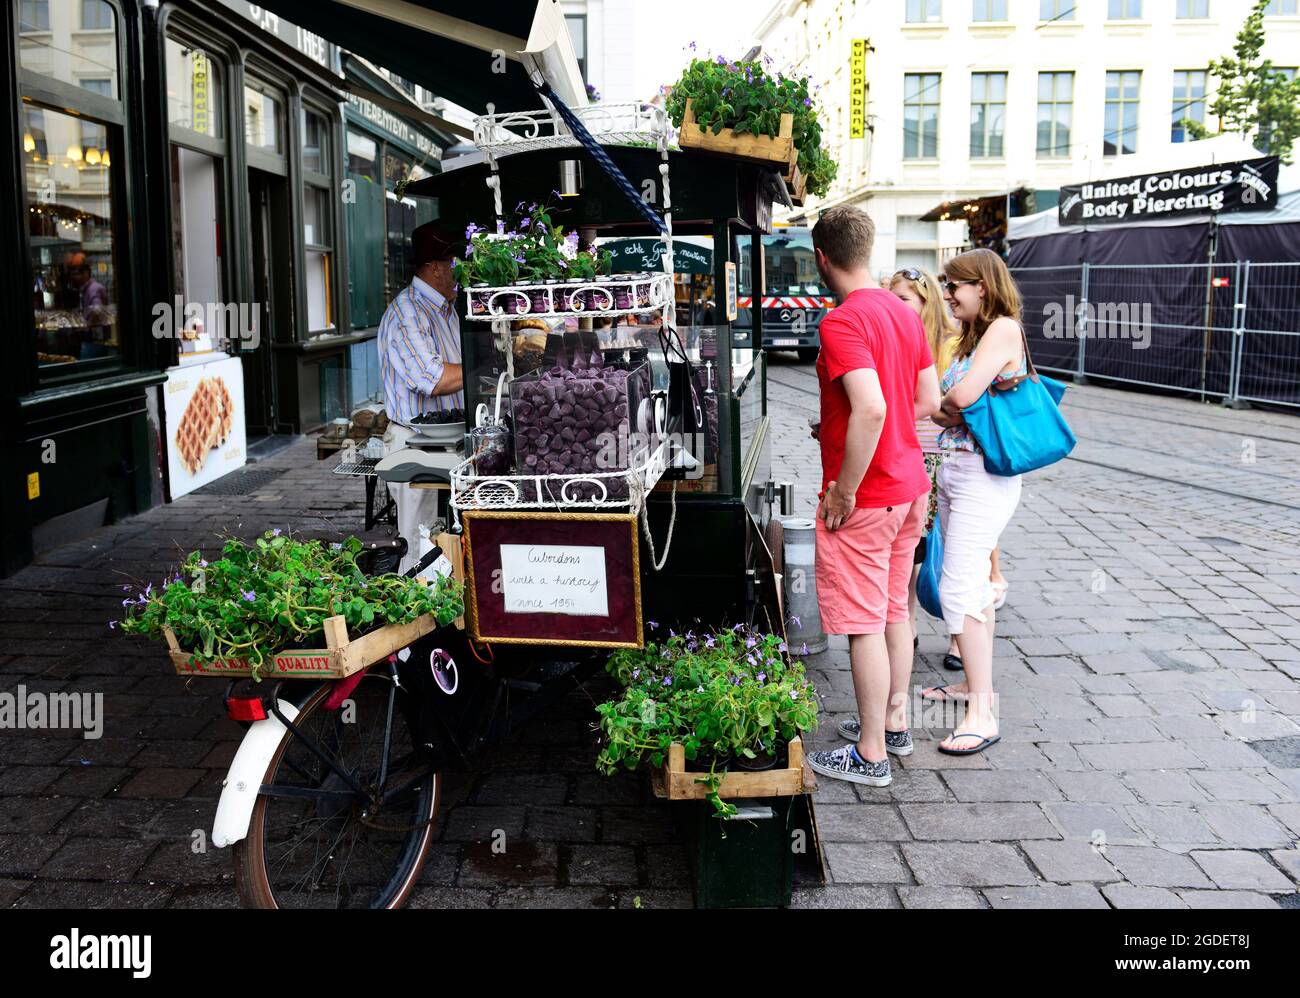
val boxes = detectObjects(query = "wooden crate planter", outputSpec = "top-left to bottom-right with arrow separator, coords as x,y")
785,162 -> 807,206
653,737 -> 814,800
162,612 -> 442,679
679,100 -> 795,170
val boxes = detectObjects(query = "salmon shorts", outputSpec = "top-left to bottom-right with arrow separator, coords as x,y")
815,495 -> 927,635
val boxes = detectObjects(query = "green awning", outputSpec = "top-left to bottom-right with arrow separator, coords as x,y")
251,1 -> 548,113
602,238 -> 712,275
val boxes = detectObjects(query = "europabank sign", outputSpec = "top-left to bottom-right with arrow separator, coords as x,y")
1058,156 -> 1279,225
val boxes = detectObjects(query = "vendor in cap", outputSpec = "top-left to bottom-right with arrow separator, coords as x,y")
378,220 -> 464,573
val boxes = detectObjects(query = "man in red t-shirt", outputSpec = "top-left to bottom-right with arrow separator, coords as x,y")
805,205 -> 940,789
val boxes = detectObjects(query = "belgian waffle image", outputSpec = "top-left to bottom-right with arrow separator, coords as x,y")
174,376 -> 234,475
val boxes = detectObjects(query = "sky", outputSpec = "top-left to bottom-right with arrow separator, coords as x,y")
630,0 -> 764,103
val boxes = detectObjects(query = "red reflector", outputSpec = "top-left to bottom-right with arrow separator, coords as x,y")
226,696 -> 268,722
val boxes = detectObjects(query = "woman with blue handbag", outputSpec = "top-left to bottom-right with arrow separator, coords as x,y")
921,249 -> 1029,756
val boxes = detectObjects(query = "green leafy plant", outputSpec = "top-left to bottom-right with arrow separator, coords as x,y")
665,55 -> 839,197
595,624 -> 819,817
1183,0 -> 1300,163
115,531 -> 464,679
453,201 -> 613,287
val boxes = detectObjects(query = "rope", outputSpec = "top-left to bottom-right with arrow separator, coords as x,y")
640,480 -> 678,572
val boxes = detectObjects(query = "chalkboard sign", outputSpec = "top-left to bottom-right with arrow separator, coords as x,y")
462,511 -> 644,648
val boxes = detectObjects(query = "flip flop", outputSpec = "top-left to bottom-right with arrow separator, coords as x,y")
921,685 -> 967,702
943,652 -> 964,672
938,732 -> 1001,756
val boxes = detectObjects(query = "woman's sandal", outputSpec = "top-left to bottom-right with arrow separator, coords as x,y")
938,732 -> 1001,756
943,652 -> 964,672
922,685 -> 968,702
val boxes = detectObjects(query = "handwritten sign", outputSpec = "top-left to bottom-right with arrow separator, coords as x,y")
500,544 -> 609,617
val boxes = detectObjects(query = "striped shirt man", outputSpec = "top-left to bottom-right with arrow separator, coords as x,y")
377,275 -> 463,425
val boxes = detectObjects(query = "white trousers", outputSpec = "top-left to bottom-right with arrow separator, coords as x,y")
383,422 -> 442,575
936,450 -> 1021,635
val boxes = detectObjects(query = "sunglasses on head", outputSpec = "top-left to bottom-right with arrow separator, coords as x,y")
893,268 -> 925,285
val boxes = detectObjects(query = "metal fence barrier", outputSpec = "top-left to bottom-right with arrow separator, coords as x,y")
1011,261 -> 1300,408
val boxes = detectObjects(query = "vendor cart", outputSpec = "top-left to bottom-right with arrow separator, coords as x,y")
170,56 -> 812,906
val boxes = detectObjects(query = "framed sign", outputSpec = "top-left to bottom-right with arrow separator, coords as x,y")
462,511 -> 644,648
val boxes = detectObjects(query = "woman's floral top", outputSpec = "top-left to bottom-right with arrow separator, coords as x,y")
937,350 -> 1027,453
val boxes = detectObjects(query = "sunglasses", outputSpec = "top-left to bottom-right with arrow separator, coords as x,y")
893,268 -> 925,285
942,278 -> 980,296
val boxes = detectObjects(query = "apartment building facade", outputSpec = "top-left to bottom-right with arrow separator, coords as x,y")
753,0 -> 1300,274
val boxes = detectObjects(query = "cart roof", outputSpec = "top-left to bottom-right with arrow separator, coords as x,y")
407,145 -> 778,237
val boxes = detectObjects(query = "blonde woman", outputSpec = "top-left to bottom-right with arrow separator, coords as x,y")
891,269 -> 1005,672
922,248 -> 1026,756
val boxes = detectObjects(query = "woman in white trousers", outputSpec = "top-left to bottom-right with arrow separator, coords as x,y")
923,248 -> 1027,756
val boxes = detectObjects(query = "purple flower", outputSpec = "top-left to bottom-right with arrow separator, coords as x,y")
662,676 -> 673,687
778,641 -> 788,653
716,54 -> 727,65
731,676 -> 742,686
121,597 -> 132,607
687,641 -> 697,651
632,668 -> 641,680
122,585 -> 132,592
648,619 -> 659,630
199,559 -> 208,568
330,542 -> 343,551
688,41 -> 697,50
465,222 -> 483,238
108,620 -> 118,629
745,636 -> 757,649
790,615 -> 801,629
241,590 -> 256,602
520,217 -> 531,229
144,583 -> 153,597
271,528 -> 282,537
801,643 -> 809,655
705,636 -> 716,648
757,672 -> 767,683
803,97 -> 813,107
790,690 -> 800,701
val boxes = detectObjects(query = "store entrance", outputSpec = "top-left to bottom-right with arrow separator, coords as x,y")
243,168 -> 290,438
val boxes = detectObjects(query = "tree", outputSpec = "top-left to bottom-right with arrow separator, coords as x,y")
1182,0 -> 1300,163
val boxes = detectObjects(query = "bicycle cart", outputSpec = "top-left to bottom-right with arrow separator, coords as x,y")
154,88 -> 805,908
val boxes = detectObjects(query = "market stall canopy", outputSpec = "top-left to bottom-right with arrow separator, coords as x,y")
601,238 -> 713,274
918,188 -> 1034,224
248,0 -> 583,114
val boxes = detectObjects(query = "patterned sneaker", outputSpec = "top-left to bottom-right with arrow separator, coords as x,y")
807,744 -> 892,787
835,717 -> 914,757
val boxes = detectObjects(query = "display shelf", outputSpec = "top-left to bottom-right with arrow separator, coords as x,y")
465,271 -> 673,321
450,436 -> 670,515
474,102 -> 669,160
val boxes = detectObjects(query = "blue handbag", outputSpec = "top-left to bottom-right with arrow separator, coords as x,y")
960,325 -> 1076,476
916,524 -> 944,622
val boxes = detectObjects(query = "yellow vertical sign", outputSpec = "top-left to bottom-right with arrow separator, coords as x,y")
849,39 -> 868,139
191,50 -> 209,135
27,472 -> 40,500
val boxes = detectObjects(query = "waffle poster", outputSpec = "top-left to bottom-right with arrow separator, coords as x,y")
164,356 -> 246,498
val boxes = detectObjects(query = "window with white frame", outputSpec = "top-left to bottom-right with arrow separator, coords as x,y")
1040,0 -> 1075,19
974,0 -> 1007,21
1036,71 -> 1073,157
970,72 -> 1006,157
906,0 -> 942,23
1171,70 -> 1207,142
904,73 -> 941,157
1104,70 -> 1141,154
1108,0 -> 1143,18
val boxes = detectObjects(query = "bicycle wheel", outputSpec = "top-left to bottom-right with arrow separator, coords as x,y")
233,671 -> 440,909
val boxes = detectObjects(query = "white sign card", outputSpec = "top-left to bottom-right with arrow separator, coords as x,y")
498,544 -> 609,617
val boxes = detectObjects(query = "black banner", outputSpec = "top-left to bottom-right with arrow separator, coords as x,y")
1058,156 -> 1279,225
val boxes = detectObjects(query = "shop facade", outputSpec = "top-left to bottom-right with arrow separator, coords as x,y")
2,0 -> 449,573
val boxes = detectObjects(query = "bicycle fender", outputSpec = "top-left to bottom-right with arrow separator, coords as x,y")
212,699 -> 300,848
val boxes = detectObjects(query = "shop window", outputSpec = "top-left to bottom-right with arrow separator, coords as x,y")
19,0 -> 119,97
165,38 -> 223,138
303,107 -> 335,333
24,104 -> 120,368
244,84 -> 283,153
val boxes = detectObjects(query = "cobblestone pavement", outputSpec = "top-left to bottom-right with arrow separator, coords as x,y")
2,364 -> 1299,909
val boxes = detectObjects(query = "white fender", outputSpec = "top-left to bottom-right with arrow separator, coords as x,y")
211,699 -> 299,849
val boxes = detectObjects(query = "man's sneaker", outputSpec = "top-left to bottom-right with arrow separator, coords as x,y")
807,744 -> 891,787
835,717 -> 914,757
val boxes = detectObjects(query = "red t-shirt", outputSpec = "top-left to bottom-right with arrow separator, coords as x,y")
816,287 -> 934,509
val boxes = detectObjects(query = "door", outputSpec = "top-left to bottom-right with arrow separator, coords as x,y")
243,168 -> 291,435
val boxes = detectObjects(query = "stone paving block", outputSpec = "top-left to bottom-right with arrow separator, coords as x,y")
1195,804 -> 1294,848
40,836 -> 157,881
1190,850 -> 1295,891
901,842 -> 1037,887
1048,771 -> 1138,804
1076,741 -> 1202,771
900,802 -> 1058,841
1178,890 -> 1281,908
457,841 -> 560,888
1124,805 -> 1220,847
1023,840 -> 1121,883
1123,770 -> 1208,804
1044,802 -> 1145,844
442,805 -> 527,843
1191,769 -> 1285,803
814,804 -> 910,842
1104,846 -> 1214,888
824,842 -> 909,885
897,885 -> 985,908
1102,884 -> 1189,908
983,884 -> 1110,908
790,885 -> 899,908
941,770 -> 1063,803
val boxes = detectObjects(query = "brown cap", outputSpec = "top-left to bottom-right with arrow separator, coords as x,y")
411,221 -> 460,265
